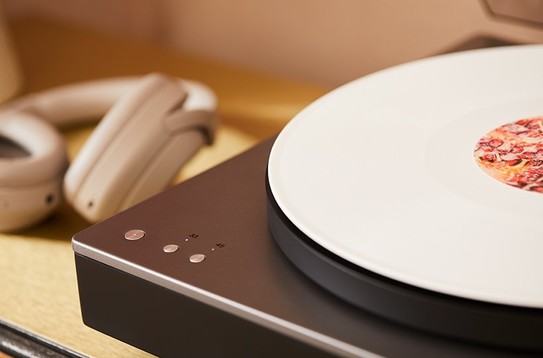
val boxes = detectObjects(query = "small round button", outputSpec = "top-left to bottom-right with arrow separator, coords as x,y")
124,229 -> 145,241
189,254 -> 206,263
163,244 -> 179,253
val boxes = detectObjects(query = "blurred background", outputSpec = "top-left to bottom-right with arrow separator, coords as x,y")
4,0 -> 543,87
1,2 -> 543,357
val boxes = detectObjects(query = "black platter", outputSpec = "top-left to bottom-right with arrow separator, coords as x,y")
266,175 -> 543,352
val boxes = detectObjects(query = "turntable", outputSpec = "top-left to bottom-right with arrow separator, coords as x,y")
73,45 -> 543,356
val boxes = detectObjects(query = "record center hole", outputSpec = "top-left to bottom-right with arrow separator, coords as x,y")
87,201 -> 94,209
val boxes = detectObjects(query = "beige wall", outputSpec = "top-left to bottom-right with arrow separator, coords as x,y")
5,0 -> 543,86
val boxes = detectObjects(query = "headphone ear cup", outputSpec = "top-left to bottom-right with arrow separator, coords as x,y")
64,73 -> 190,222
0,113 -> 67,231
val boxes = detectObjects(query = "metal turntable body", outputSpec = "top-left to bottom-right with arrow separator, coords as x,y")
73,46 -> 543,356
73,139 -> 538,357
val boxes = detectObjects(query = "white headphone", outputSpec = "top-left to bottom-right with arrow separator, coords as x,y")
0,73 -> 217,232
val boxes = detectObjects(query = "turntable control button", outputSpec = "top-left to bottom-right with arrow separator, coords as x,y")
163,244 -> 179,253
189,254 -> 206,263
124,229 -> 145,241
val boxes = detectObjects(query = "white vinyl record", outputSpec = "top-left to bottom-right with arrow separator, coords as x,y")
268,45 -> 543,308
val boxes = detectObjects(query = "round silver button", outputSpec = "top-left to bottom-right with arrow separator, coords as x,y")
163,244 -> 179,253
124,229 -> 145,241
189,254 -> 206,263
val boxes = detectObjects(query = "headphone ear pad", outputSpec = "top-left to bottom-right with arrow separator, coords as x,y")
64,73 -> 187,222
0,113 -> 67,231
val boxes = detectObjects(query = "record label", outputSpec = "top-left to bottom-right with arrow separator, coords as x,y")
474,116 -> 543,193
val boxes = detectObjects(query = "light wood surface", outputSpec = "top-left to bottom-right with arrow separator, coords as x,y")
0,16 -> 327,357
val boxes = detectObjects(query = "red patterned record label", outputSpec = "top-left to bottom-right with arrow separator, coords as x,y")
474,116 -> 543,193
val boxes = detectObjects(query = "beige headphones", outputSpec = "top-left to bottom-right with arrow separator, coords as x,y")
0,73 -> 217,232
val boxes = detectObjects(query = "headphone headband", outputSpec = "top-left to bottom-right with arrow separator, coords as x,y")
2,77 -> 217,127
